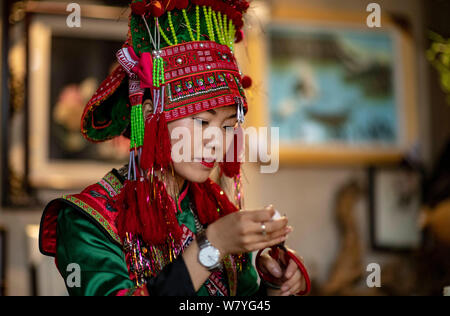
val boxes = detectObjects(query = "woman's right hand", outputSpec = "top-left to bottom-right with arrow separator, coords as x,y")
206,205 -> 291,257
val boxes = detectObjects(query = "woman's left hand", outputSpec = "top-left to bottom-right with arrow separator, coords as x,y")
256,247 -> 306,296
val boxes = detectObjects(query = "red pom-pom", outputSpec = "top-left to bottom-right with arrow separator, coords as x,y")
163,0 -> 176,11
193,0 -> 205,6
241,75 -> 252,89
131,0 -> 148,16
217,2 -> 227,13
211,1 -> 220,11
235,29 -> 244,43
225,6 -> 234,18
241,1 -> 250,12
150,0 -> 165,17
176,0 -> 189,9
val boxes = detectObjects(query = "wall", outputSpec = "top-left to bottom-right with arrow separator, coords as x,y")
241,0 -> 427,285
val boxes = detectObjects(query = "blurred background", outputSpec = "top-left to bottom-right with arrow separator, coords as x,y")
1,0 -> 450,296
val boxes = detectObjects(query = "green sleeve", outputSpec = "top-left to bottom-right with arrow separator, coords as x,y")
236,253 -> 262,296
56,207 -> 135,296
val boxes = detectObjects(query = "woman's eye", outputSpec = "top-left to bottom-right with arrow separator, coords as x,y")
194,118 -> 209,126
223,122 -> 238,130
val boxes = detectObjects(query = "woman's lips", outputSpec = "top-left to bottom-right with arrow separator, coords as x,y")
200,159 -> 215,168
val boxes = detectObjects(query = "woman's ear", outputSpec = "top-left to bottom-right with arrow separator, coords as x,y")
143,99 -> 154,119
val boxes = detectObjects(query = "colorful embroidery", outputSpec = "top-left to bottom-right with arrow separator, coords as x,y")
103,172 -> 123,196
62,195 -> 121,244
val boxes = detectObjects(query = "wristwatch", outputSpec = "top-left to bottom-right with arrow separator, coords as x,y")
197,230 -> 221,271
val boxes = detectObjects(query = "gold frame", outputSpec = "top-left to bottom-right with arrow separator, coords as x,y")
28,10 -> 128,189
237,3 -> 418,166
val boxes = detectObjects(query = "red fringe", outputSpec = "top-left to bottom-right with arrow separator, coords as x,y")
190,179 -> 239,225
155,113 -> 172,168
115,180 -> 141,241
141,114 -> 158,171
220,132 -> 242,178
115,177 -> 238,248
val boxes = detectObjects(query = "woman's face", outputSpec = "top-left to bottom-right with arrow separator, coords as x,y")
142,100 -> 238,183
167,105 -> 238,183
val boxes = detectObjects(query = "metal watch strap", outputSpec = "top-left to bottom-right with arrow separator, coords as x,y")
196,229 -> 210,249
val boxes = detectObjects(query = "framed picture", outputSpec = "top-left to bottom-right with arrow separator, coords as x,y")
368,166 -> 423,252
27,6 -> 130,189
0,228 -> 6,296
240,3 -> 418,165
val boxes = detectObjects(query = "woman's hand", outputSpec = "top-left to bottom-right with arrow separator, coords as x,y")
206,205 -> 290,258
257,247 -> 306,296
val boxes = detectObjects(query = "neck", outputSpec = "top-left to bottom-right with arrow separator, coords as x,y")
154,167 -> 186,200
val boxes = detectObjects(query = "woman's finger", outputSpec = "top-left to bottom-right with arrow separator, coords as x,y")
284,258 -> 298,279
243,206 -> 276,222
257,254 -> 283,278
245,226 -> 289,246
281,270 -> 302,293
251,235 -> 287,252
242,217 -> 289,235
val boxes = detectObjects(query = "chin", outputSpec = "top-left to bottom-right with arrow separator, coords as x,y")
173,162 -> 213,183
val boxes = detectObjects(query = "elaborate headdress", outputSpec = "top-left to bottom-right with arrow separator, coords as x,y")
81,0 -> 252,276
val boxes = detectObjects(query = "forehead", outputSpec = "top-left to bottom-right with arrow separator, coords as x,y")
201,105 -> 237,116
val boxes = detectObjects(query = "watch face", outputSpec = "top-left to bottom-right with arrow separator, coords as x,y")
199,246 -> 220,268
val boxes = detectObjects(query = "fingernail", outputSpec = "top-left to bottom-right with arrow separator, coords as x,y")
273,268 -> 281,275
281,285 -> 288,292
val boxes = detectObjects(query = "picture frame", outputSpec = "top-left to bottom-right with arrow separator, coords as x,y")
27,4 -> 130,189
0,228 -> 6,296
239,3 -> 418,165
368,165 -> 423,252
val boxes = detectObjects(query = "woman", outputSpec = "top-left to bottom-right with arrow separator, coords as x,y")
39,0 -> 307,296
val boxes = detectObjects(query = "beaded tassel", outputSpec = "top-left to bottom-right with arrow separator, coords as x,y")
152,51 -> 165,88
130,104 -> 144,151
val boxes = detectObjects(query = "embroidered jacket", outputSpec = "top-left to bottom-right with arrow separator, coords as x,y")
39,169 -> 263,296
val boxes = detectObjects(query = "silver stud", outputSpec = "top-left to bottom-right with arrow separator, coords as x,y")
177,58 -> 183,64
206,65 -> 212,70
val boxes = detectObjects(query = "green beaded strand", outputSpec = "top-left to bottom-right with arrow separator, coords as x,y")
161,59 -> 166,85
130,106 -> 136,149
206,6 -> 215,42
196,5 -> 201,41
228,19 -> 234,51
223,15 -> 228,43
212,10 -> 224,45
167,12 -> 178,45
182,9 -> 195,42
158,24 -> 173,46
138,104 -> 144,147
218,12 -> 226,45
